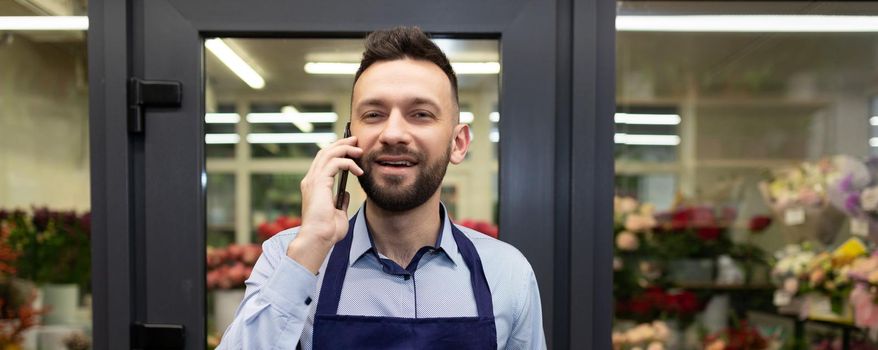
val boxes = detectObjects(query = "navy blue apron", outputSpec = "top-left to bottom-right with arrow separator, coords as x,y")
311,214 -> 498,349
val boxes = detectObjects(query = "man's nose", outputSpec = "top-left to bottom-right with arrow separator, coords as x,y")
377,110 -> 412,145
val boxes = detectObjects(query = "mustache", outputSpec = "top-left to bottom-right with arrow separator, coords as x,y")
362,145 -> 425,164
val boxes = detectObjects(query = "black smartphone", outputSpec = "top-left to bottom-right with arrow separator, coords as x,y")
334,122 -> 352,209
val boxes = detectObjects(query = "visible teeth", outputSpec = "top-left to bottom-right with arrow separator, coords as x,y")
381,161 -> 411,166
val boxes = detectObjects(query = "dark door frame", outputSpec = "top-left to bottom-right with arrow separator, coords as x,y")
88,0 -> 614,348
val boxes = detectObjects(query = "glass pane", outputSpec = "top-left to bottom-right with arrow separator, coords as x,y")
0,2 -> 93,347
615,2 -> 878,349
204,37 -> 500,346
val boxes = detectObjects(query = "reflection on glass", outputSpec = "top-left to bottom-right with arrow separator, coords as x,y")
614,2 -> 878,350
203,37 -> 500,345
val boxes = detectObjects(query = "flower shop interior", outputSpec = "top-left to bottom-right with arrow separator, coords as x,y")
6,0 -> 878,349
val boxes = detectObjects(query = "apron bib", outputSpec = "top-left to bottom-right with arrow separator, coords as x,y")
311,214 -> 498,350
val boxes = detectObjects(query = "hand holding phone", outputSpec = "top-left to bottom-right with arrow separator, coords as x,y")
335,122 -> 352,209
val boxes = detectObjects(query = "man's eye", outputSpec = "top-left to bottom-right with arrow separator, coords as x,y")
414,111 -> 433,119
364,112 -> 382,119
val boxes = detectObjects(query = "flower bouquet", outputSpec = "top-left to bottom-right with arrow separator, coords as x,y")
206,243 -> 262,337
613,197 -> 662,299
651,205 -> 735,285
615,287 -> 702,327
703,319 -> 781,350
0,213 -> 45,348
256,215 -> 301,242
771,239 -> 867,320
612,320 -> 670,350
826,156 -> 878,244
0,208 -> 91,291
456,220 -> 498,239
760,157 -> 845,245
206,244 -> 262,290
847,253 -> 878,338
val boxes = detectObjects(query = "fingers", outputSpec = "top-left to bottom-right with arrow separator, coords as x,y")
324,158 -> 364,177
306,137 -> 362,178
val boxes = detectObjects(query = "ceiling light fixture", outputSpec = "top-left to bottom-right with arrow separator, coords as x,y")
204,38 -> 265,89
204,113 -> 241,124
617,15 -> 878,33
489,112 -> 500,123
304,62 -> 501,75
452,62 -> 500,75
205,133 -> 240,144
870,116 -> 878,126
459,112 -> 474,124
281,106 -> 314,133
615,113 -> 681,125
0,16 -> 88,30
615,133 -> 680,146
247,133 -> 337,144
245,112 -> 338,124
489,130 -> 499,143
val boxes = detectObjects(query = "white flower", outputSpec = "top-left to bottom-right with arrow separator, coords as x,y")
861,187 -> 878,212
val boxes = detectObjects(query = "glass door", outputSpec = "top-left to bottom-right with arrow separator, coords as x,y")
88,0 -> 600,348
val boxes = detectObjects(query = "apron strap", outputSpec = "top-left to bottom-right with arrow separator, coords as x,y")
314,214 -> 357,316
315,212 -> 495,318
449,224 -> 494,318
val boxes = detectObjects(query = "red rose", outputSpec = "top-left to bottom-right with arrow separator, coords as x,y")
258,222 -> 284,241
275,216 -> 301,229
696,226 -> 722,241
748,215 -> 772,233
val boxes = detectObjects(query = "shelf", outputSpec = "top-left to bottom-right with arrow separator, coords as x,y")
695,159 -> 800,169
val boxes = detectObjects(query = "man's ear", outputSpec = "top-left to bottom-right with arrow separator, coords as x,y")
449,123 -> 470,164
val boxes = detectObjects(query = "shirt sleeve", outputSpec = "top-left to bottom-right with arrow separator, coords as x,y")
217,233 -> 318,350
506,268 -> 547,350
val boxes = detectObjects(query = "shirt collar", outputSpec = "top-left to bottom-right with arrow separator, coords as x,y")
348,202 -> 462,268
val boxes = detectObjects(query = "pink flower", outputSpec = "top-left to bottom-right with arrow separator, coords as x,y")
241,245 -> 262,265
618,197 -> 639,214
615,231 -> 639,251
624,214 -> 656,232
850,284 -> 878,329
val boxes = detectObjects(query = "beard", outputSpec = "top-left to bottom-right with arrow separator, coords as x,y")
356,143 -> 450,212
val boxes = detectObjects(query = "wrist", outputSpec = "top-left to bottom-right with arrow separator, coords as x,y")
286,231 -> 334,274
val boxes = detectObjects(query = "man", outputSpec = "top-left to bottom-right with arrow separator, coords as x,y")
218,26 -> 545,349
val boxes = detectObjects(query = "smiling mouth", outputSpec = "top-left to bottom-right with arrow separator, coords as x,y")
377,160 -> 416,167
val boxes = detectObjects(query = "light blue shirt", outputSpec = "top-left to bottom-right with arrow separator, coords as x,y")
217,204 -> 546,350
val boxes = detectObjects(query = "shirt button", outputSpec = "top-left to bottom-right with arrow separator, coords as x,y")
304,297 -> 312,305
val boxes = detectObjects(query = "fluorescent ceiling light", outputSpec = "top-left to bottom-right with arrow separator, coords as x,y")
205,133 -> 240,144
205,38 -> 265,89
617,15 -> 878,33
305,62 -> 501,75
460,112 -> 474,124
615,133 -> 680,146
247,133 -> 337,144
282,106 -> 313,133
489,112 -> 500,123
304,62 -> 358,75
0,16 -> 88,30
452,62 -> 500,75
489,130 -> 499,143
246,112 -> 338,124
204,113 -> 241,124
870,116 -> 878,126
615,113 -> 681,125
870,138 -> 878,148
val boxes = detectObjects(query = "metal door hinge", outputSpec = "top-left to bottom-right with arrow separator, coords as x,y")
128,77 -> 183,133
131,322 -> 185,349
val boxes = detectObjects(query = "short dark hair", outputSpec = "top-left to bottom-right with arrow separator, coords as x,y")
354,26 -> 459,107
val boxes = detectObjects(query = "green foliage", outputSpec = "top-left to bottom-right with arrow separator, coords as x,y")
3,208 -> 91,291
